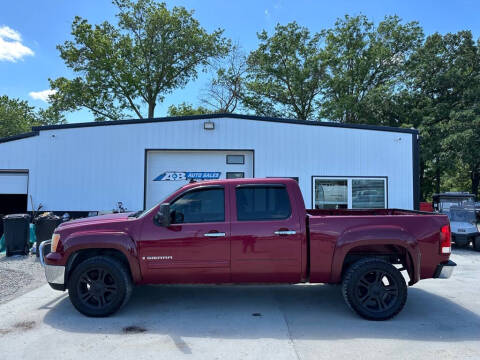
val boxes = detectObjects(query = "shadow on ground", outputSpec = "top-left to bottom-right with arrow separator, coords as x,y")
42,284 -> 480,343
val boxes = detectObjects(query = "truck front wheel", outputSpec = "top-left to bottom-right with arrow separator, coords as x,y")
342,258 -> 407,321
67,256 -> 132,317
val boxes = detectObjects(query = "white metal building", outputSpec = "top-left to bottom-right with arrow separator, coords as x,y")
0,114 -> 419,215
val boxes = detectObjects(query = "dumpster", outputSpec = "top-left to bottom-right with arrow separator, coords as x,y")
34,213 -> 62,257
3,214 -> 31,256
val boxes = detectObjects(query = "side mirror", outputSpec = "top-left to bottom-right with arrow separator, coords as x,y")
154,203 -> 171,227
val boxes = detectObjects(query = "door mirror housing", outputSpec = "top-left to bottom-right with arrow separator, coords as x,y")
154,203 -> 171,227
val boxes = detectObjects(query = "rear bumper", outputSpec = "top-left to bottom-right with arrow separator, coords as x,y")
39,240 -> 65,291
433,260 -> 457,279
453,232 -> 478,242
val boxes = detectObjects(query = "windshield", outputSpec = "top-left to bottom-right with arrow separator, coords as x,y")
448,207 -> 476,224
439,199 -> 475,211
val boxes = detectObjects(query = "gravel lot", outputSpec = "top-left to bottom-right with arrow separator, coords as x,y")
0,254 -> 44,305
0,248 -> 478,360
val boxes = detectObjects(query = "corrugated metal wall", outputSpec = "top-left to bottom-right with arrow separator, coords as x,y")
0,117 -> 414,211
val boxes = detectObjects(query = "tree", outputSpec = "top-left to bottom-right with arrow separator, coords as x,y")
0,95 -> 65,138
320,15 -> 423,125
244,22 -> 325,120
50,0 -> 229,121
167,102 -> 211,116
406,31 -> 480,197
201,43 -> 247,113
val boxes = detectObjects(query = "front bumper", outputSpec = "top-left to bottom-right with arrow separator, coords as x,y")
39,240 -> 66,291
433,260 -> 457,279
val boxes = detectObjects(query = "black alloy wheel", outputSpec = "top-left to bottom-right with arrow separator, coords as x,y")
342,258 -> 407,320
68,256 -> 132,317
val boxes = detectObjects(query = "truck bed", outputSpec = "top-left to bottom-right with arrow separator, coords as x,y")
305,208 -> 450,285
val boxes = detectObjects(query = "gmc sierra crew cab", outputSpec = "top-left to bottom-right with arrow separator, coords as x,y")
40,178 -> 456,320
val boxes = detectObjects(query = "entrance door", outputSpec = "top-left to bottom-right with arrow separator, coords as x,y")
145,150 -> 253,210
139,185 -> 231,283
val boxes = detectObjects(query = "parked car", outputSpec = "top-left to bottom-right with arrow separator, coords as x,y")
448,205 -> 480,249
40,178 -> 455,320
433,193 -> 480,250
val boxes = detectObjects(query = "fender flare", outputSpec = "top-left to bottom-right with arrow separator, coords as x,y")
330,224 -> 421,285
61,231 -> 142,283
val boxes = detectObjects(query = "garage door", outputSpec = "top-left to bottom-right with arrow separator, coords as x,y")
145,150 -> 254,209
0,171 -> 28,194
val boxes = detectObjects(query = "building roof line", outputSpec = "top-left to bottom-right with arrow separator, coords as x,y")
0,113 -> 418,144
0,131 -> 39,144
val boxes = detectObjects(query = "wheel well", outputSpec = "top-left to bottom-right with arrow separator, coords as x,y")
341,245 -> 414,284
65,248 -> 132,284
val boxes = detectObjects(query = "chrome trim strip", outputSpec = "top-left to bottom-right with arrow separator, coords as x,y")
274,230 -> 296,235
204,232 -> 226,237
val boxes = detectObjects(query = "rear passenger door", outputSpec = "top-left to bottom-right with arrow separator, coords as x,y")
230,184 -> 302,283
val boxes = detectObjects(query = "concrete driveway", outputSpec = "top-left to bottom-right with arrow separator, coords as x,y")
0,249 -> 479,360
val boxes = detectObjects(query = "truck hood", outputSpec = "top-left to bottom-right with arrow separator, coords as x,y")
58,212 -> 133,229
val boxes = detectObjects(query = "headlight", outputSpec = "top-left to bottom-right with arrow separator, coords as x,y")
51,234 -> 61,252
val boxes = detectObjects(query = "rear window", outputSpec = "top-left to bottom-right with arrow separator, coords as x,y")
236,185 -> 291,221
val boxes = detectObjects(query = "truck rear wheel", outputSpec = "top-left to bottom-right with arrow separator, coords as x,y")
342,258 -> 407,321
68,256 -> 132,317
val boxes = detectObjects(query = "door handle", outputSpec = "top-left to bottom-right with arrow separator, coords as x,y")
274,230 -> 296,235
204,232 -> 226,237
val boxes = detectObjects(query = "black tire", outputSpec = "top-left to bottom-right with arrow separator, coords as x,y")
474,236 -> 480,252
342,258 -> 407,321
68,256 -> 132,317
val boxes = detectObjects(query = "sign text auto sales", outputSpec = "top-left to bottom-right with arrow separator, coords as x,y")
153,172 -> 221,181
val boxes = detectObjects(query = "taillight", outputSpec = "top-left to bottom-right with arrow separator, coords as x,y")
440,225 -> 451,254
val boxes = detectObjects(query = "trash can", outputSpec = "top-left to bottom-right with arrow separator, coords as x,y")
3,214 -> 31,257
34,214 -> 62,257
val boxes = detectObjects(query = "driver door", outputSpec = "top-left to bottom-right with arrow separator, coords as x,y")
139,185 -> 231,283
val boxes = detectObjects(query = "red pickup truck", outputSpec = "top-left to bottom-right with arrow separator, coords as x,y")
40,178 -> 455,320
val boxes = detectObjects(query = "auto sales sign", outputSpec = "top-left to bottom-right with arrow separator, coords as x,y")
154,171 -> 221,181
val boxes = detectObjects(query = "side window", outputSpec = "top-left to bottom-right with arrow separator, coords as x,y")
170,188 -> 224,224
236,186 -> 291,221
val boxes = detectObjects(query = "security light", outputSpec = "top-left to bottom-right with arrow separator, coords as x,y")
204,121 -> 215,130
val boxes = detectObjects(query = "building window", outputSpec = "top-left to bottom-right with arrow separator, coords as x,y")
227,172 -> 244,179
226,154 -> 245,164
314,179 -> 348,209
313,177 -> 387,209
352,179 -> 386,209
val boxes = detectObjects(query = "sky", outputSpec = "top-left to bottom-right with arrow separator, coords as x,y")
1,0 -> 480,124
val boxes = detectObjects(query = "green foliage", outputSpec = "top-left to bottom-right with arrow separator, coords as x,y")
245,22 -> 325,120
320,15 -> 423,124
0,95 -> 65,138
167,102 -> 212,116
50,0 -> 229,121
406,31 -> 480,197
